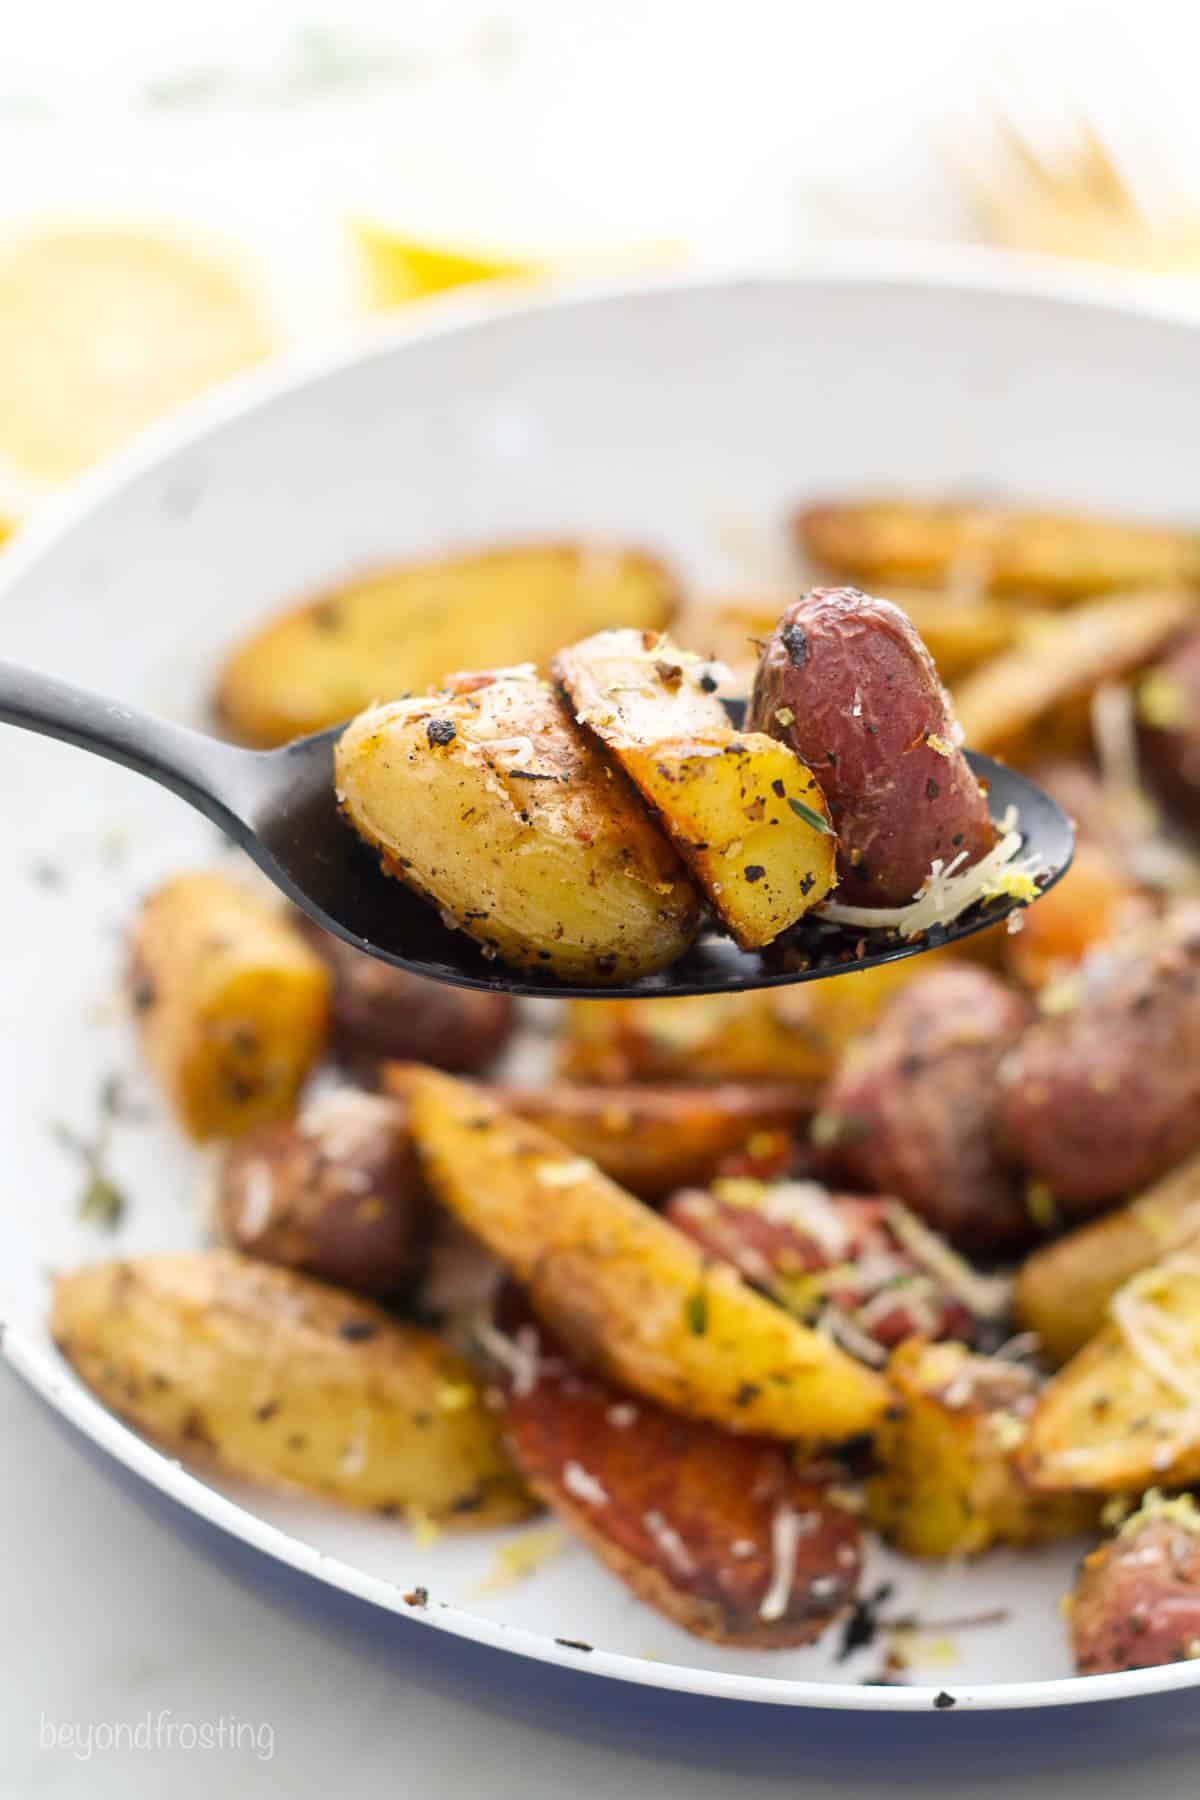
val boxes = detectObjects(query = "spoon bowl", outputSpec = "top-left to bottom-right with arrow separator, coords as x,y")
0,660 -> 1074,997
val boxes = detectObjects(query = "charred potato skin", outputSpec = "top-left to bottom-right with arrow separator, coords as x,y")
819,964 -> 1033,1248
498,1321 -> 861,1647
295,916 -> 514,1071
51,1252 -> 530,1523
216,542 -> 679,747
334,671 -> 702,986
128,874 -> 331,1141
796,498 -> 1200,603
554,628 -> 835,948
216,1091 -> 429,1296
865,1339 -> 1098,1557
1000,910 -> 1200,1214
1015,1147 -> 1200,1365
748,588 -> 995,908
490,1081 -> 809,1202
400,1065 -> 889,1444
1070,1510 -> 1200,1674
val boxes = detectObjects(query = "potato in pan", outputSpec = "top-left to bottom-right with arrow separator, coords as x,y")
1069,1495 -> 1200,1674
335,667 -> 702,985
796,496 -> 1200,604
400,1065 -> 889,1443
1020,1254 -> 1200,1495
51,1251 -> 531,1524
664,1182 -> 995,1364
129,873 -> 331,1141
487,1312 -> 862,1647
1000,907 -> 1200,1217
951,588 -> 1198,768
492,1081 -> 810,1203
865,1338 -> 1099,1557
216,1089 -> 429,1296
816,963 -> 1033,1249
554,627 -> 835,948
294,914 -> 515,1073
217,542 -> 678,747
1015,1146 -> 1200,1365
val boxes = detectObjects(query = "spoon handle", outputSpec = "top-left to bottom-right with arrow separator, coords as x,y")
0,659 -> 253,832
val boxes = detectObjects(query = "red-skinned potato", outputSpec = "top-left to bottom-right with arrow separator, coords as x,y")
748,587 -> 995,907
216,1090 -> 428,1295
817,963 -> 1033,1248
294,916 -> 515,1072
488,1312 -> 862,1647
665,1183 -> 982,1359
1070,1499 -> 1200,1674
1000,908 -> 1200,1215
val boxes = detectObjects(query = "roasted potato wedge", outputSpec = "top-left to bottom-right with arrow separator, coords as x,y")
796,498 -> 1200,604
488,1081 -> 809,1203
294,916 -> 514,1071
51,1251 -> 530,1523
1020,1255 -> 1200,1493
952,589 -> 1198,766
216,1090 -> 429,1295
865,1339 -> 1098,1556
401,1066 -> 888,1442
556,959 -> 924,1090
128,873 -> 331,1140
217,543 -> 678,746
555,628 -> 835,947
1015,1147 -> 1200,1365
494,1316 -> 862,1647
335,669 -> 701,984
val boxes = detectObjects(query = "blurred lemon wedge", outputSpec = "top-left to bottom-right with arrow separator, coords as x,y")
0,224 -> 277,488
354,220 -> 543,306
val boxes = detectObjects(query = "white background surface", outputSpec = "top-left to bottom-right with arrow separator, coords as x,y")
7,3 -> 1200,1792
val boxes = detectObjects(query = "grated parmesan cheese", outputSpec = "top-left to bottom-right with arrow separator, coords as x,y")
474,1319 -> 545,1397
562,1461 -> 609,1508
759,1182 -> 851,1260
759,1505 -> 801,1621
236,1159 -> 274,1242
643,1510 -> 697,1576
817,807 -> 1043,939
882,1202 -> 1013,1319
536,1158 -> 595,1188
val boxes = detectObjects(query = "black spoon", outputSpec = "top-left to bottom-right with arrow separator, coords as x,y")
0,661 -> 1073,999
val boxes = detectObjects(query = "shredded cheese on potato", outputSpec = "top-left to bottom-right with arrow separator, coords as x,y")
758,1504 -> 801,1621
882,1202 -> 1013,1319
818,807 -> 1043,939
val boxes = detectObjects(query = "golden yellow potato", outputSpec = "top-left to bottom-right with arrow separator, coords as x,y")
796,497 -> 1200,604
129,873 -> 330,1140
335,668 -> 701,984
217,543 -> 677,747
51,1252 -> 531,1523
865,1339 -> 1098,1556
554,628 -> 835,947
952,588 -> 1198,765
402,1065 -> 888,1443
1020,1254 -> 1200,1493
1015,1147 -> 1200,1365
